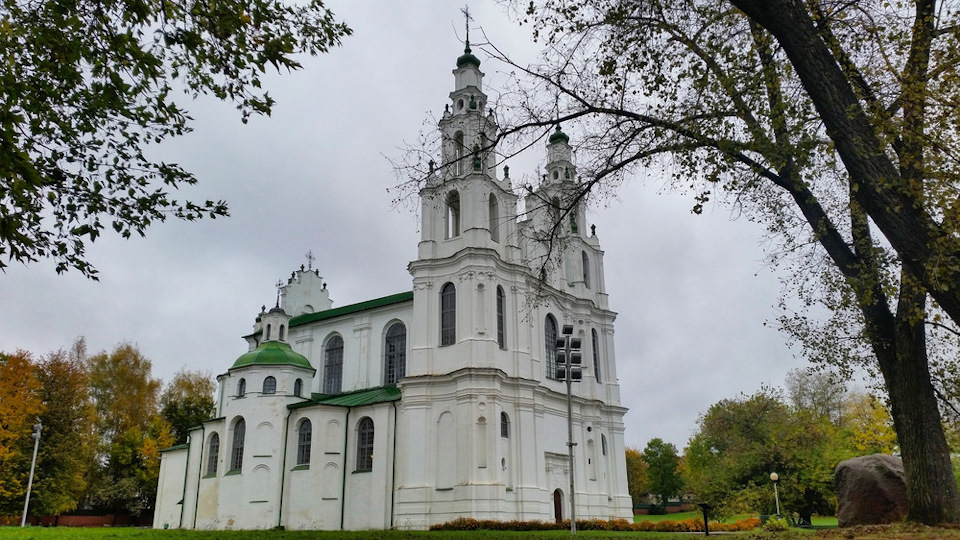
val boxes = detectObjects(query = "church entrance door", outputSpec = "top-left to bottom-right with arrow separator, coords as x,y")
553,489 -> 563,523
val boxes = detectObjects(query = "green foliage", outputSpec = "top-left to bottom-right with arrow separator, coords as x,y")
29,343 -> 97,516
0,0 -> 350,278
160,369 -> 216,444
624,446 -> 648,506
641,438 -> 684,504
428,516 -> 761,533
764,514 -> 789,532
684,389 -> 846,521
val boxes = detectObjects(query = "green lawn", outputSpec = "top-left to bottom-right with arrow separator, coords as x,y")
0,529 -> 712,539
632,511 -> 838,528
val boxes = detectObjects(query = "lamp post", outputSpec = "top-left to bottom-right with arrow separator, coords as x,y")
21,419 -> 41,527
770,472 -> 781,516
556,324 -> 583,535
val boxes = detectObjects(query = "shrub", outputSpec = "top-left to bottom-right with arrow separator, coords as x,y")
764,515 -> 789,532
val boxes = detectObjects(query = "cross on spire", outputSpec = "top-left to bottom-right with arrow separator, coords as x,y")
275,279 -> 283,308
305,250 -> 315,271
461,4 -> 473,48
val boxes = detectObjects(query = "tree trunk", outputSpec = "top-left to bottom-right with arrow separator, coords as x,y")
881,277 -> 960,524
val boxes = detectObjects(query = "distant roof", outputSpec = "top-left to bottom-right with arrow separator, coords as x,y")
231,341 -> 313,370
288,291 -> 412,328
288,386 -> 401,410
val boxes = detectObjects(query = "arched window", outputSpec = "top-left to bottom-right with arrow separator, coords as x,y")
440,283 -> 456,346
237,378 -> 246,397
384,322 -> 407,385
294,378 -> 303,397
601,434 -> 608,456
297,420 -> 312,466
446,191 -> 461,238
582,251 -> 591,288
230,418 -> 245,471
500,412 -> 510,438
263,376 -> 276,394
545,314 -> 558,379
497,286 -> 506,349
592,329 -> 602,383
489,193 -> 500,242
454,131 -> 465,176
279,324 -> 285,341
324,335 -> 344,394
356,417 -> 374,472
265,324 -> 272,341
207,433 -> 220,475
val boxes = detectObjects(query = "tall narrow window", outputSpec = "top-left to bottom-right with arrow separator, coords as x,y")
297,420 -> 312,466
500,412 -> 510,438
496,286 -> 506,349
324,335 -> 344,394
237,378 -> 246,397
356,417 -> 374,472
207,433 -> 220,475
265,324 -> 272,341
384,322 -> 407,385
545,314 -> 558,379
601,434 -> 608,456
294,378 -> 303,397
279,325 -> 285,341
489,193 -> 500,242
592,329 -> 602,383
440,283 -> 456,346
454,131 -> 465,176
230,418 -> 245,471
582,251 -> 591,288
446,191 -> 461,238
263,376 -> 276,394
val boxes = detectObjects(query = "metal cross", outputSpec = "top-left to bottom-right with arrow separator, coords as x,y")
275,279 -> 283,307
305,250 -> 315,271
461,5 -> 473,46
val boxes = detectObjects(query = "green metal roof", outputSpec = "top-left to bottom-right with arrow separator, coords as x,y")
159,443 -> 189,453
289,291 -> 412,328
456,44 -> 481,68
288,386 -> 401,410
549,125 -> 570,144
231,341 -> 312,370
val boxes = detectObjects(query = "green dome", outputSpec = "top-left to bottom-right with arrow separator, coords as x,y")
549,125 -> 570,144
456,45 -> 481,68
231,341 -> 312,370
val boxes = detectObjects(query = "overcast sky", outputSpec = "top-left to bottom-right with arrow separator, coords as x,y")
0,2 -> 811,451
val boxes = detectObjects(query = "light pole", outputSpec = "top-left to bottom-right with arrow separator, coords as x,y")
770,472 -> 781,516
21,418 -> 41,527
556,324 -> 583,535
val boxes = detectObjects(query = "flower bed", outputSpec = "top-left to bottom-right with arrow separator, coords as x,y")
430,516 -> 762,533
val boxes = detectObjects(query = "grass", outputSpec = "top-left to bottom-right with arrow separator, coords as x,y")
5,522 -> 960,539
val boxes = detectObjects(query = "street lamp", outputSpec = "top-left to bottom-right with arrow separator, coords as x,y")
21,419 -> 41,527
770,472 -> 781,516
556,324 -> 583,535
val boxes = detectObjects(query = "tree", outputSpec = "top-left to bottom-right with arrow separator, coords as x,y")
684,389 -> 845,522
842,392 -> 899,455
625,447 -> 649,508
30,343 -> 97,516
491,0 -> 960,524
0,0 -> 351,278
86,343 -> 169,515
0,351 -> 43,515
641,438 -> 683,506
785,369 -> 847,426
160,369 -> 216,445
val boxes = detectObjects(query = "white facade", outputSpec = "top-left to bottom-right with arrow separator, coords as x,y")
154,43 -> 633,531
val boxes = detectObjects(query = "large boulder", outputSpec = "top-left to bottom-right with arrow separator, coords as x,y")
835,454 -> 908,527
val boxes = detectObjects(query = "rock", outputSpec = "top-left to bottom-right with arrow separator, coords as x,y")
835,454 -> 908,527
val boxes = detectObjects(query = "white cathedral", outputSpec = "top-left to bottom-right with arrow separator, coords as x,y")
153,42 -> 633,531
